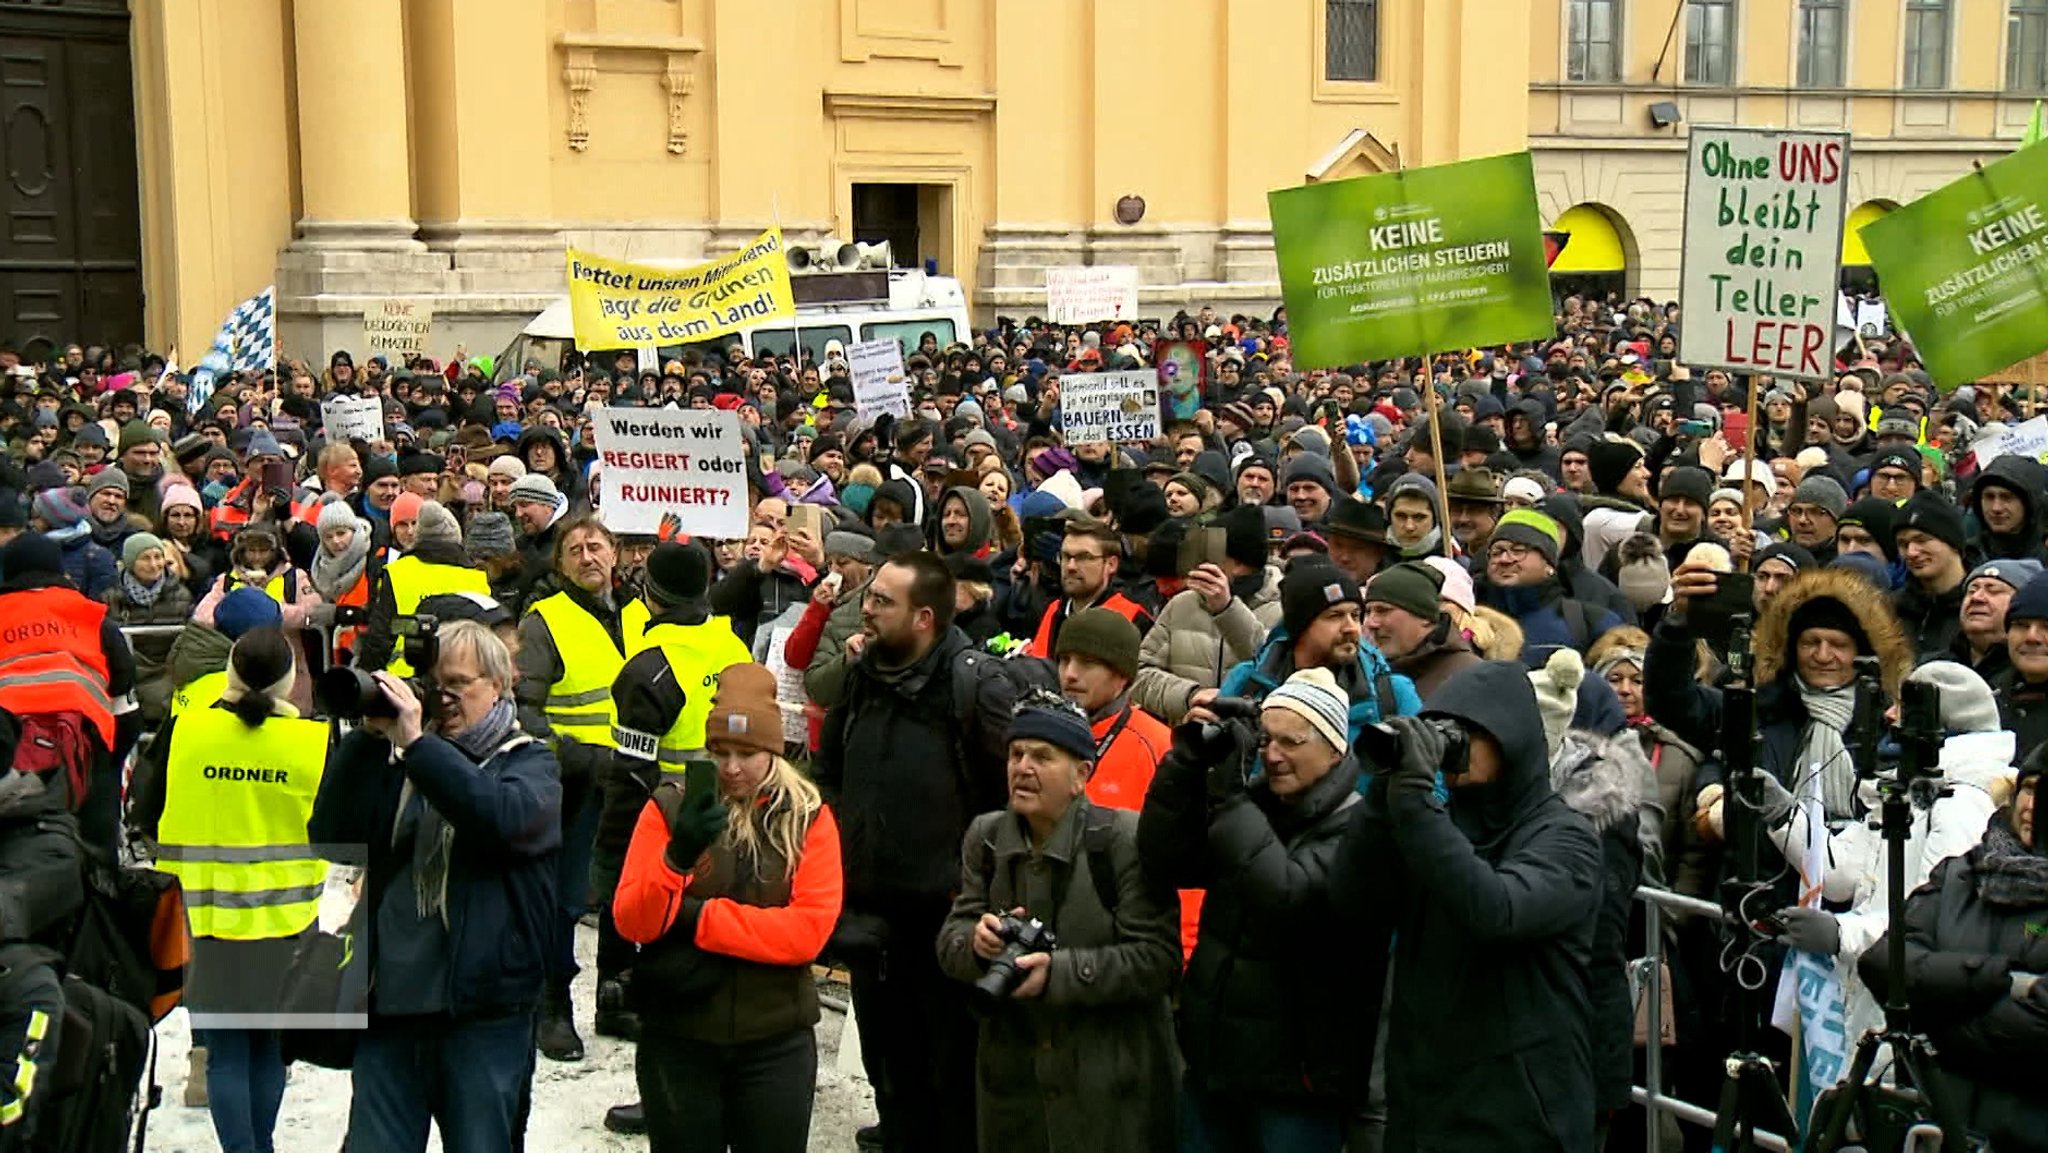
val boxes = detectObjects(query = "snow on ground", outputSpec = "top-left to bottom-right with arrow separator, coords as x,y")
142,923 -> 874,1152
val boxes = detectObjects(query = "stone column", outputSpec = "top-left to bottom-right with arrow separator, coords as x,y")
289,0 -> 421,249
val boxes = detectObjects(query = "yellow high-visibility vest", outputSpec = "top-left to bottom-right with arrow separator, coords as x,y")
157,707 -> 329,941
171,669 -> 229,717
613,616 -> 751,774
527,591 -> 628,750
381,555 -> 489,675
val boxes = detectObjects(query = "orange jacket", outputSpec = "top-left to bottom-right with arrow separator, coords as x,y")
614,797 -> 843,966
1025,591 -> 1150,659
0,587 -> 116,746
1084,701 -> 1201,961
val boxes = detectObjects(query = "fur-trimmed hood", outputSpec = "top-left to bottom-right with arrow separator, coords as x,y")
1551,728 -> 1655,834
1752,567 -> 1912,696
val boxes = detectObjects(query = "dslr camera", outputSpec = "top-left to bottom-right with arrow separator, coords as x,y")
1357,716 -> 1472,778
315,615 -> 440,722
972,914 -> 1058,1004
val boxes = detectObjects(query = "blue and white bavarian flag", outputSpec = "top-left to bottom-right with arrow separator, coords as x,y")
187,285 -> 276,414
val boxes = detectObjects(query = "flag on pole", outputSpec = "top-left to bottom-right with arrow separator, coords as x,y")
2026,99 -> 2046,148
187,285 -> 276,414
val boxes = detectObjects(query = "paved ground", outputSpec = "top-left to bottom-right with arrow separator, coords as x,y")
143,924 -> 875,1152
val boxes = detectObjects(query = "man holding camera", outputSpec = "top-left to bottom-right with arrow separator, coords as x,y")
1335,661 -> 1602,1152
1212,560 -> 1421,744
937,692 -> 1179,1153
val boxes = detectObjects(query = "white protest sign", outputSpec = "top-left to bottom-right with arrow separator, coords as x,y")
320,395 -> 384,443
1045,266 -> 1139,324
1678,127 -> 1850,380
362,299 -> 433,361
1855,300 -> 1887,338
1970,415 -> 2048,469
1060,371 -> 1160,444
848,338 -> 909,420
763,627 -> 810,746
591,406 -> 748,538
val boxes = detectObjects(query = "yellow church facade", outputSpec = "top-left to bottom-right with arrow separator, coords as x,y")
25,0 -> 2036,360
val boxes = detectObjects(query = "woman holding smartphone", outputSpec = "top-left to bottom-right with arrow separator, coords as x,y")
613,662 -> 843,1153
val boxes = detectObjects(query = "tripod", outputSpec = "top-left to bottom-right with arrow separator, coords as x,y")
1708,663 -> 1799,1153
1809,679 -> 1974,1153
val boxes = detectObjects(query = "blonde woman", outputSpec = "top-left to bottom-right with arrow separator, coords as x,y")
614,663 -> 843,1153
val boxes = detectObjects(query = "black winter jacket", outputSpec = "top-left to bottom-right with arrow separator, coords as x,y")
1334,660 -> 1603,1153
1968,456 -> 2047,563
1138,740 -> 1387,1104
1860,816 -> 2048,1153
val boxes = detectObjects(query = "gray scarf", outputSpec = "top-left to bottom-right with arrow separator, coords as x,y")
1973,813 -> 2048,909
310,527 -> 371,602
1796,677 -> 1858,820
402,698 -> 519,925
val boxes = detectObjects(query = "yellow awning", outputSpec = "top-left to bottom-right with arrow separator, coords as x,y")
1547,205 -> 1626,273
1842,202 -> 1891,266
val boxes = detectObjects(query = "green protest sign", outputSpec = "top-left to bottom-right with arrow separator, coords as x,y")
1269,152 -> 1554,368
1861,143 -> 2048,387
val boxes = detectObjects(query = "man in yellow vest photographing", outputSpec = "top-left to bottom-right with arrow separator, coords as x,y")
515,514 -> 640,1063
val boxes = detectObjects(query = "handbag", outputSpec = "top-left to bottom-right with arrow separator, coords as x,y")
1630,956 -> 1678,1048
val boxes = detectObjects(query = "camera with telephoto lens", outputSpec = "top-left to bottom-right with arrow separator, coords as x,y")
972,915 -> 1058,1004
1356,716 -> 1472,777
314,615 -> 439,722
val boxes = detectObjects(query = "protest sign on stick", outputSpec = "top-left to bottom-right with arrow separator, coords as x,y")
1045,267 -> 1139,324
1863,143 -> 2048,387
1060,371 -> 1160,445
566,229 -> 796,349
1269,152 -> 1553,368
848,339 -> 910,420
591,406 -> 748,538
1677,127 -> 1850,381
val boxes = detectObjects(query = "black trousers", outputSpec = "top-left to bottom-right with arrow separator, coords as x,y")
638,1027 -> 816,1153
844,896 -> 976,1153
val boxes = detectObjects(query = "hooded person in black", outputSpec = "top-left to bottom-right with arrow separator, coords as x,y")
1504,398 -> 1562,480
1970,455 -> 2047,564
1334,660 -> 1602,1152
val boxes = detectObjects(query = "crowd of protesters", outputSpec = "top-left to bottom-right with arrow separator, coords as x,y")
0,290 -> 2043,1153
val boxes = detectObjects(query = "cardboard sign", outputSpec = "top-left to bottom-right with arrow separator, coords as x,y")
763,627 -> 811,746
1061,371 -> 1161,444
1863,143 -> 2048,387
848,338 -> 910,420
590,406 -> 747,538
1970,415 -> 2048,468
362,299 -> 432,361
566,229 -> 796,349
1045,266 -> 1140,324
320,395 -> 384,444
1269,151 -> 1554,368
1678,127 -> 1850,381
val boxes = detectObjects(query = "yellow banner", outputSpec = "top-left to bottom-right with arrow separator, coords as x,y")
565,228 -> 796,348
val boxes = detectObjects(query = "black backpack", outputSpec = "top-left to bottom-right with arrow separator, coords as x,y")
33,976 -> 151,1153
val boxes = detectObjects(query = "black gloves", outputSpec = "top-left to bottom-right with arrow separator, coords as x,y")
653,780 -> 729,873
1382,716 -> 1447,796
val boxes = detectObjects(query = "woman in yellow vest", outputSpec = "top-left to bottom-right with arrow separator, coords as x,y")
134,627 -> 327,1153
354,500 -> 489,674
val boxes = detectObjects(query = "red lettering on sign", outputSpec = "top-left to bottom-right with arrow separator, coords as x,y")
1723,319 -> 1826,377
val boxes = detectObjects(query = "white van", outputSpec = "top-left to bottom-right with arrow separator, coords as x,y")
501,268 -> 972,381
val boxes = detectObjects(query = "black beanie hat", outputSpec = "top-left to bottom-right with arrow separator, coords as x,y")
1658,465 -> 1715,510
1280,560 -> 1362,639
1,531 -> 63,581
0,488 -> 24,531
1838,498 -> 1900,562
1222,504 -> 1267,569
1118,483 -> 1171,536
1787,595 -> 1870,656
1896,490 -> 1967,558
809,434 -> 844,462
1587,439 -> 1644,495
645,541 -> 713,607
1053,607 -> 1141,681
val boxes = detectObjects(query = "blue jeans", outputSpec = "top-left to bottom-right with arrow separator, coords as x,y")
1178,1076 -> 1345,1153
347,1010 -> 536,1153
200,1028 -> 286,1153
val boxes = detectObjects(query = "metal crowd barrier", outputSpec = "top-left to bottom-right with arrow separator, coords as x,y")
1631,885 -> 1791,1153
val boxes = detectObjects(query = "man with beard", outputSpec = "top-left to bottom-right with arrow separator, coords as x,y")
1443,469 -> 1504,557
1213,560 -> 1420,744
84,470 -> 138,555
1953,559 -> 2040,681
816,551 -> 1017,1153
1970,456 -> 2046,562
1022,518 -> 1153,658
1323,496 -> 1392,584
115,420 -> 166,520
1996,571 -> 2048,762
1234,456 -> 1276,509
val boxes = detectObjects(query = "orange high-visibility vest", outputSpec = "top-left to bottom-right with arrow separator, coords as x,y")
0,587 -> 116,746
